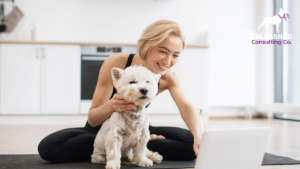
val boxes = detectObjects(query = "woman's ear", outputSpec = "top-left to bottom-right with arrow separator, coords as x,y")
153,73 -> 161,83
111,67 -> 124,85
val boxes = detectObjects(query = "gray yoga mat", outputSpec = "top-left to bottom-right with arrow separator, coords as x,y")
0,153 -> 299,169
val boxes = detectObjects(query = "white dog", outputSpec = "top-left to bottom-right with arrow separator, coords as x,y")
91,65 -> 163,169
257,8 -> 290,33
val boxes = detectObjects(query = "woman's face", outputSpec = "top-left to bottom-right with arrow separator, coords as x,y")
145,35 -> 183,75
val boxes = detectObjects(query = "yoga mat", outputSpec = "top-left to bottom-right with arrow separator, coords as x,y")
262,153 -> 300,165
0,153 -> 299,169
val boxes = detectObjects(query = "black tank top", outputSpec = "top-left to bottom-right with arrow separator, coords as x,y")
85,53 -> 159,130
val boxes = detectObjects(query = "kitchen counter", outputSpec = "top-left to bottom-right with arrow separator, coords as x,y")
0,40 -> 209,48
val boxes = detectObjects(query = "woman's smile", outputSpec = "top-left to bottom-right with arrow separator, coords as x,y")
157,62 -> 169,71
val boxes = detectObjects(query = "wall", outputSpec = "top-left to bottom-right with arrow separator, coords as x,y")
1,0 -> 256,44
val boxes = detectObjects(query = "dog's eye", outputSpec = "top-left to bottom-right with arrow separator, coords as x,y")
130,81 -> 136,84
146,81 -> 149,83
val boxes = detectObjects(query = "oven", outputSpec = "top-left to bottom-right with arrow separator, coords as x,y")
81,45 -> 137,100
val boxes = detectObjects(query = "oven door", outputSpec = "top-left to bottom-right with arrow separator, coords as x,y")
81,55 -> 108,100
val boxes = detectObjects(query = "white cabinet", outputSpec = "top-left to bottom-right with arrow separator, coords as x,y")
146,47 -> 209,114
40,45 -> 80,114
0,44 -> 80,115
0,44 -> 40,114
176,48 -> 209,114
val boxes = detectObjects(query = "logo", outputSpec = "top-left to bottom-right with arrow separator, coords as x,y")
252,8 -> 292,45
257,8 -> 289,33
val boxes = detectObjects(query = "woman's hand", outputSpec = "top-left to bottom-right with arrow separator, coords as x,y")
109,93 -> 136,112
193,134 -> 203,156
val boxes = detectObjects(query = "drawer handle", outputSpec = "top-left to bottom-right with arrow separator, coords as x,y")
42,47 -> 45,58
36,47 -> 39,59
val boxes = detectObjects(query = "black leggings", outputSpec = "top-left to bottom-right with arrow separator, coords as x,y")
38,121 -> 196,163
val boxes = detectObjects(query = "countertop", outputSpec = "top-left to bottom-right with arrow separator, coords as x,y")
0,40 -> 209,48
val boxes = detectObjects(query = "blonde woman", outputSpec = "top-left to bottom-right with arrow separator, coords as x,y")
38,20 -> 204,162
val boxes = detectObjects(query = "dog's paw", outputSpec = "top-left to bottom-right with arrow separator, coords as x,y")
146,151 -> 163,163
106,160 -> 120,169
137,158 -> 153,167
91,153 -> 106,164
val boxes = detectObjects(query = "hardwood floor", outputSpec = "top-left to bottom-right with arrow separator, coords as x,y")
0,118 -> 300,169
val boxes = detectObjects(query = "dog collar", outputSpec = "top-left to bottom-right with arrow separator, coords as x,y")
278,13 -> 290,21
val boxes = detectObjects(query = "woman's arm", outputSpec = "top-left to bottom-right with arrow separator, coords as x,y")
88,53 -> 135,128
88,54 -> 118,127
167,70 -> 204,154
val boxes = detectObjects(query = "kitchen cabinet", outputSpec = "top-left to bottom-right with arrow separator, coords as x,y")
176,48 -> 209,114
146,47 -> 209,115
0,44 -> 80,114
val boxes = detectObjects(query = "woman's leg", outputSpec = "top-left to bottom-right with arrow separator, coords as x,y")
147,125 -> 197,161
38,127 -> 98,163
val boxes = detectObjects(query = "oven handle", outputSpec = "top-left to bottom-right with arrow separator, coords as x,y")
82,56 -> 107,61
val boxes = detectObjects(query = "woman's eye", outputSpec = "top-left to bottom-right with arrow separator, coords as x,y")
160,51 -> 167,54
146,81 -> 149,83
130,81 -> 136,84
174,55 -> 179,57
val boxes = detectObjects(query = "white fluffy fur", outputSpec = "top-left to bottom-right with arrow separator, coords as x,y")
91,65 -> 163,169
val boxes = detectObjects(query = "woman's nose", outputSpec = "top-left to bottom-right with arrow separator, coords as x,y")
163,54 -> 172,65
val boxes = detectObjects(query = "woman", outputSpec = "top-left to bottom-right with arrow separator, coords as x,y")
38,20 -> 204,163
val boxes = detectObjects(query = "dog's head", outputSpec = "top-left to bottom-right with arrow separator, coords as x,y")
111,65 -> 161,106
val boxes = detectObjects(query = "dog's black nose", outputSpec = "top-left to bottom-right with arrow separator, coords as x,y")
140,88 -> 148,95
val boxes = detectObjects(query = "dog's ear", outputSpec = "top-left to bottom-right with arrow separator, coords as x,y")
152,73 -> 161,83
111,67 -> 124,84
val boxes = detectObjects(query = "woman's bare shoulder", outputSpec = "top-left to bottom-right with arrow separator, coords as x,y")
104,52 -> 131,69
88,52 -> 131,111
163,68 -> 180,89
158,68 -> 179,92
95,52 -> 131,90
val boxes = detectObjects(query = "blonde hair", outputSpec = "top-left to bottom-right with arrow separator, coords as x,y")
137,20 -> 185,60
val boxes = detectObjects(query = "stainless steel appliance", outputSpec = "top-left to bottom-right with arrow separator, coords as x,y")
81,45 -> 137,100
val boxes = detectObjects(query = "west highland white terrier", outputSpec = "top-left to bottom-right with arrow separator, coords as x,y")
91,65 -> 163,169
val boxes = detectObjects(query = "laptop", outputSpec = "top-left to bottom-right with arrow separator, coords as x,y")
194,127 -> 270,169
